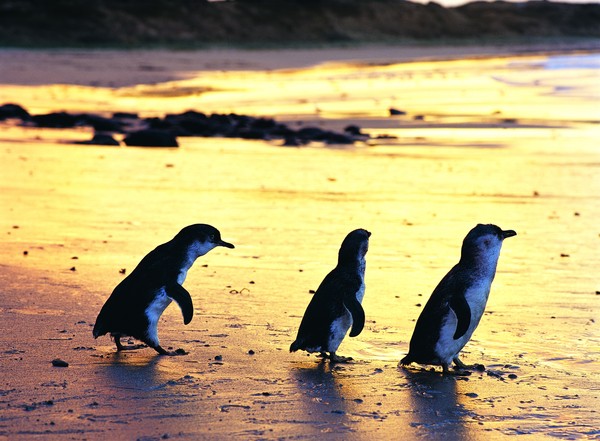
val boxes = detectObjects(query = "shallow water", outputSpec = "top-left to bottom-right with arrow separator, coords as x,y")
0,51 -> 599,439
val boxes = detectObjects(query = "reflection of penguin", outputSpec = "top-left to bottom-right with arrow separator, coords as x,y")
93,224 -> 234,355
401,224 -> 516,372
290,229 -> 371,363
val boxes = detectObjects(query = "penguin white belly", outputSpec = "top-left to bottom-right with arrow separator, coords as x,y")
355,280 -> 366,303
145,289 -> 172,345
328,309 -> 352,353
435,279 -> 492,365
327,280 -> 364,353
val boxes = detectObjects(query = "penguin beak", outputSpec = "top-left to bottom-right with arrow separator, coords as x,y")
502,229 -> 517,239
218,239 -> 235,249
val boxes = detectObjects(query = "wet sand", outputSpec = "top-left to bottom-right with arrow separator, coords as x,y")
0,47 -> 599,439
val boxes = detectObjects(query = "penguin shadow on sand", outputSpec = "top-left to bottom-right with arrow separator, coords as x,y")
96,352 -> 168,392
291,361 -> 353,430
402,368 -> 475,440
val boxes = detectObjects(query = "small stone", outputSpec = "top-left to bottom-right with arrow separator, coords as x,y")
508,374 -> 518,379
389,108 -> 407,116
51,359 -> 69,367
248,350 -> 255,355
475,364 -> 486,372
465,392 -> 478,398
214,355 -> 222,361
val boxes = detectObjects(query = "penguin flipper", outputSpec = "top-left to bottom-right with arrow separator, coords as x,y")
450,294 -> 471,339
344,294 -> 365,337
165,283 -> 194,325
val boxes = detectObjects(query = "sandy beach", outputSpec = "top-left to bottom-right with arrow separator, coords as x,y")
0,46 -> 599,440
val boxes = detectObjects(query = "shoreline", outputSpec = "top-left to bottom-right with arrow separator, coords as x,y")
0,41 -> 599,87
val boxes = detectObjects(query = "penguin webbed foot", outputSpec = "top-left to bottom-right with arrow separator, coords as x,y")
328,352 -> 353,364
153,345 -> 188,356
114,336 -> 147,352
453,357 -> 484,372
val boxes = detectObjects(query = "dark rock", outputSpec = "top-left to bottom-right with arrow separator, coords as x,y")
166,110 -> 207,121
124,129 -> 178,147
234,128 -> 268,140
74,133 -> 120,146
269,124 -> 295,138
297,126 -> 328,141
88,133 -> 120,146
32,112 -> 78,128
112,112 -> 138,119
165,114 -> 215,136
389,108 -> 407,116
344,124 -> 362,136
250,117 -> 277,130
321,131 -> 354,145
0,103 -> 30,121
51,358 -> 69,367
145,117 -> 176,130
282,135 -> 302,147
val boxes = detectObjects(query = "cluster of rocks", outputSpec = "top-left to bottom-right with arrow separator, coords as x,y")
0,103 -> 368,148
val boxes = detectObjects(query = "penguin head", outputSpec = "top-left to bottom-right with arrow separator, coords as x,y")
460,224 -> 516,266
175,224 -> 235,257
338,228 -> 371,265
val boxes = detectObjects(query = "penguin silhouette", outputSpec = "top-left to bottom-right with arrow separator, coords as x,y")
401,224 -> 516,372
93,224 -> 234,355
290,228 -> 371,363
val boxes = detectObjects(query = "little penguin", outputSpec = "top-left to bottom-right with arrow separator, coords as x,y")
401,224 -> 516,373
290,228 -> 371,363
93,224 -> 234,355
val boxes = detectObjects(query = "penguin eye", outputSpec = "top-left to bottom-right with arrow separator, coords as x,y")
209,234 -> 215,241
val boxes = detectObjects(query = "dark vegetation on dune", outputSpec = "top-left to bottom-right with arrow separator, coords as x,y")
0,0 -> 599,48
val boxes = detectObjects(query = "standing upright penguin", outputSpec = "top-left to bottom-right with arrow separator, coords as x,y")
290,228 -> 371,363
401,224 -> 516,372
93,224 -> 234,355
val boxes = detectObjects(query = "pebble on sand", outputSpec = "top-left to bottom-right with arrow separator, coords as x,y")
51,359 -> 69,367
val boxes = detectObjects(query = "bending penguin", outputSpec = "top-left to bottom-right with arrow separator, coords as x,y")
290,228 -> 371,363
93,224 -> 234,355
401,224 -> 516,373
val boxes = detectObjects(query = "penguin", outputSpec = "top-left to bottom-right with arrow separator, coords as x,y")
401,224 -> 516,373
93,224 -> 234,355
290,228 -> 371,363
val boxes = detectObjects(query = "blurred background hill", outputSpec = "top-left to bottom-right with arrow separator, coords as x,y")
0,0 -> 599,47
